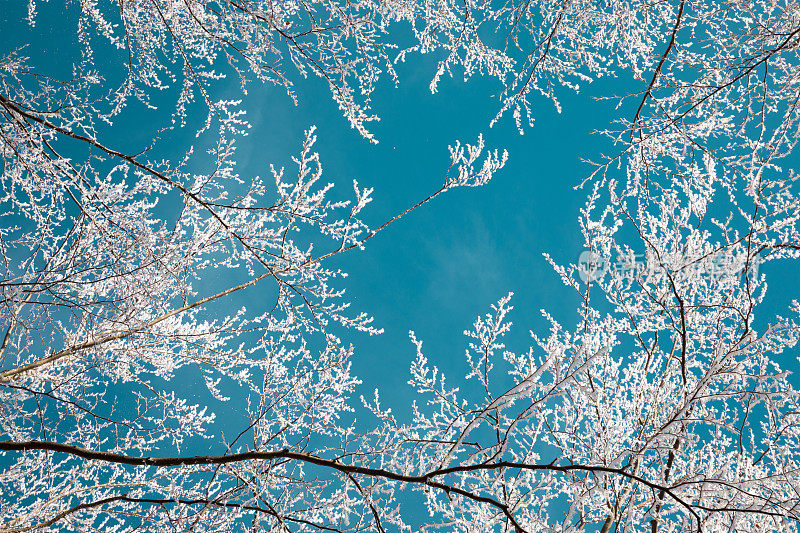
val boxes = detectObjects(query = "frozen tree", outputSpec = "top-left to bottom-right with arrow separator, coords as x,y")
372,1 -> 800,529
0,0 -> 509,529
1,0 -> 800,532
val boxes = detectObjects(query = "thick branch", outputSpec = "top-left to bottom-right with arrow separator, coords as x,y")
0,439 -> 705,529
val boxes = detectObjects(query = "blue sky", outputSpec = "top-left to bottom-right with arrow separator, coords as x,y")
3,4 -> 799,529
249,65 -> 618,403
4,0 -> 799,426
3,0 -> 796,417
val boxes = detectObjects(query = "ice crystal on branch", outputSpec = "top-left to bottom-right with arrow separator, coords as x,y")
2,0 -> 800,531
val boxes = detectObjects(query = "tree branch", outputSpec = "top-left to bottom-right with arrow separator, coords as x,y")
0,439 -> 709,530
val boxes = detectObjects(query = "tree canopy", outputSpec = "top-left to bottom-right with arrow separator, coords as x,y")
1,0 -> 800,531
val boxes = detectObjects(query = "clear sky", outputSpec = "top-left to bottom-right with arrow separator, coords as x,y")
2,0 -> 796,427
2,3 -> 799,528
0,2 -> 615,390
